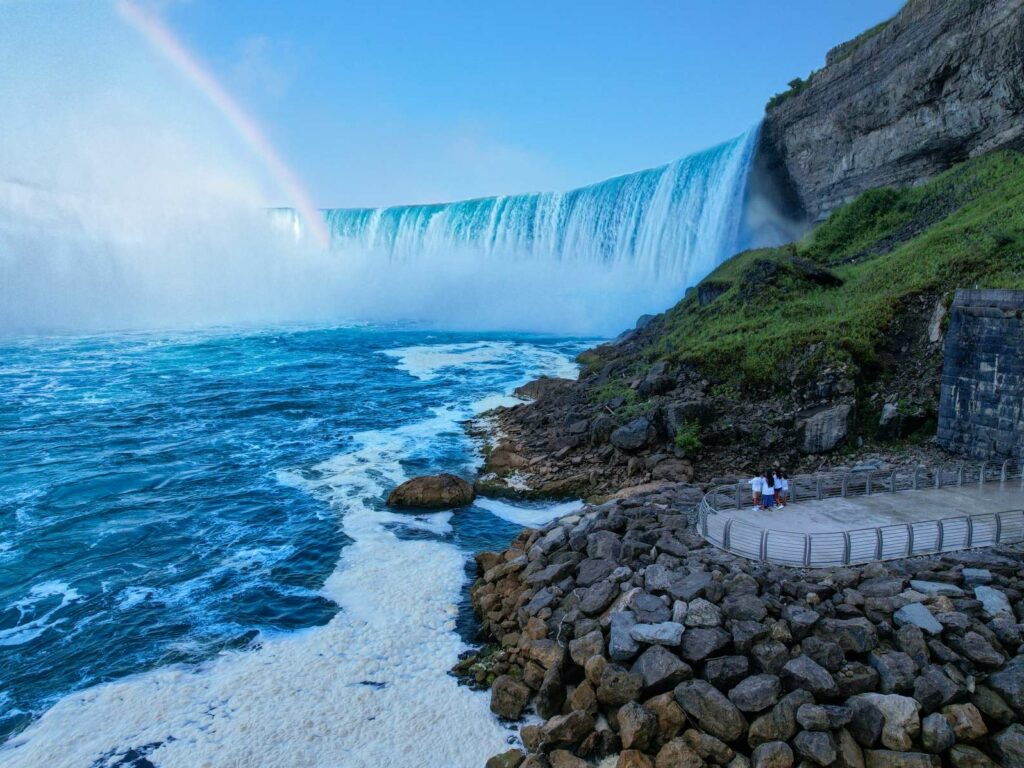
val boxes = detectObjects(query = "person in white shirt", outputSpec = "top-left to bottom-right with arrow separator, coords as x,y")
761,471 -> 776,509
748,474 -> 763,511
774,470 -> 789,508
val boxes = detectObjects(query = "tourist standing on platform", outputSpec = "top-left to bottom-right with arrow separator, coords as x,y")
749,474 -> 763,511
774,470 -> 789,508
761,472 -> 776,509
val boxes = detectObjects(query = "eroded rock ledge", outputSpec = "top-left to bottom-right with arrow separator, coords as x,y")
460,486 -> 1024,767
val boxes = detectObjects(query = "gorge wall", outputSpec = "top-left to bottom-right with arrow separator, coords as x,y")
758,0 -> 1024,221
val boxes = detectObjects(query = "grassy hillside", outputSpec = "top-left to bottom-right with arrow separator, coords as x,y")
646,150 -> 1024,389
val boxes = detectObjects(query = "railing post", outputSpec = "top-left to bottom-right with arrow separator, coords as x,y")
842,532 -> 852,565
935,468 -> 941,489
723,519 -> 733,549
866,473 -> 872,495
979,462 -> 987,487
996,513 -> 1003,543
912,466 -> 919,490
816,477 -> 823,501
937,519 -> 945,550
735,482 -> 742,510
841,475 -> 848,498
1001,460 -> 1008,482
759,530 -> 767,561
958,464 -> 964,486
966,516 -> 974,547
875,528 -> 883,560
906,523 -> 914,556
803,534 -> 811,567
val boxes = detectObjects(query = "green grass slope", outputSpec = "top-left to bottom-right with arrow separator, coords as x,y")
648,150 -> 1024,389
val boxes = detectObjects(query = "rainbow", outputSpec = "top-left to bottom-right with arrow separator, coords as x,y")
116,0 -> 331,248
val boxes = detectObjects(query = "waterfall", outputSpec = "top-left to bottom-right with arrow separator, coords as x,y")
319,128 -> 760,289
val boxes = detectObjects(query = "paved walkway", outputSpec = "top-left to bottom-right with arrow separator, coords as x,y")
717,483 -> 1024,533
702,481 -> 1024,566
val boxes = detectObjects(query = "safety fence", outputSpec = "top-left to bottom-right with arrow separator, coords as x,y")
697,461 -> 1024,567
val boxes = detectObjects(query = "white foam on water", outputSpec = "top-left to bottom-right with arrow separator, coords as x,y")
382,341 -> 580,383
0,341 -> 578,768
475,497 -> 583,528
0,581 -> 83,648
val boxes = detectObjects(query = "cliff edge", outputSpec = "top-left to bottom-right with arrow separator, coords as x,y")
759,0 -> 1024,221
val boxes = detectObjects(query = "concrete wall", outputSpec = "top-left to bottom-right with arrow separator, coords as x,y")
937,289 -> 1024,461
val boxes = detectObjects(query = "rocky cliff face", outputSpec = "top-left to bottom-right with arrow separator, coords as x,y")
759,0 -> 1024,221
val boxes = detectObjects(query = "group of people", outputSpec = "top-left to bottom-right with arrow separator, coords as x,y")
749,470 -> 789,510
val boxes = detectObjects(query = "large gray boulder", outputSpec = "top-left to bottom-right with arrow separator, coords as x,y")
610,417 -> 656,452
799,404 -> 852,454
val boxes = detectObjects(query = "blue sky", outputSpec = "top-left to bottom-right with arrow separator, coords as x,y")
3,1 -> 904,209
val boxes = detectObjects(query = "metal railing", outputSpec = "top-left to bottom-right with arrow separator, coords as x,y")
698,461 -> 1024,567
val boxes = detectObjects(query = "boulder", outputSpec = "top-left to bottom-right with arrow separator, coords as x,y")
630,622 -> 685,646
864,751 -> 939,768
975,585 -> 1013,617
781,655 -> 839,699
893,603 -> 943,635
729,674 -> 782,713
852,694 -> 920,751
705,656 -> 751,691
541,710 -> 595,748
597,664 -> 644,706
386,473 -> 474,508
992,723 -> 1024,768
610,611 -> 642,661
617,750 -> 654,768
611,417 -> 657,452
674,679 -> 748,742
794,730 -> 837,766
988,654 -> 1024,714
948,744 -> 999,767
942,703 -> 988,741
800,404 -> 852,454
491,675 -> 531,719
631,644 -> 692,694
868,650 -> 917,694
654,739 -> 703,768
486,749 -> 526,768
751,741 -> 795,768
618,701 -> 659,751
921,712 -> 956,754
569,629 -> 605,666
679,627 -> 731,662
749,690 -> 815,746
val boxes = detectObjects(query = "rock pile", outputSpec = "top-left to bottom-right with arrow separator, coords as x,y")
464,487 -> 1024,767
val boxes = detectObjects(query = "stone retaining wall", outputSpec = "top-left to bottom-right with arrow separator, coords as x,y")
937,289 -> 1024,461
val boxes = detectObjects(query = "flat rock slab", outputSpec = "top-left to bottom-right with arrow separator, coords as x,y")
893,603 -> 943,635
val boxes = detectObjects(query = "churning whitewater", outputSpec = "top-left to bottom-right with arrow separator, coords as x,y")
0,328 -> 586,768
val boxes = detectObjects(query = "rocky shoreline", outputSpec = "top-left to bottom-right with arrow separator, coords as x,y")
456,483 -> 1024,768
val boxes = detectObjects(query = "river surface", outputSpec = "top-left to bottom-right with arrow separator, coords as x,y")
0,325 -> 589,767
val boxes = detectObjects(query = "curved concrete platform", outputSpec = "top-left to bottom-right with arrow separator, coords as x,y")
699,467 -> 1024,567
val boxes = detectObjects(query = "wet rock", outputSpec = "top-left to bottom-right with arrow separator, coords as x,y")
536,666 -> 566,719
540,710 -> 595,748
386,472 -> 474,508
674,679 -> 748,742
486,749 -> 526,768
549,749 -> 587,768
491,675 -> 531,719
